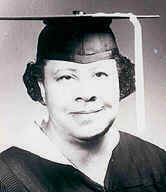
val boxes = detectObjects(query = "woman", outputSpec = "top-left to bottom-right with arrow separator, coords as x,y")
0,17 -> 166,192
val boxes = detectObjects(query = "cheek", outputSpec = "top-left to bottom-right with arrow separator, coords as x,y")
45,84 -> 74,109
96,78 -> 119,102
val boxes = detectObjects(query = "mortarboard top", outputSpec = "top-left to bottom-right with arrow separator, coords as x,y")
0,12 -> 160,132
0,12 -> 160,20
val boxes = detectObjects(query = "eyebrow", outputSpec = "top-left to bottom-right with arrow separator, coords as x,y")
52,68 -> 78,75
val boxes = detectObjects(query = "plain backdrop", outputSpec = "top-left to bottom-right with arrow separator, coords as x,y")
0,0 -> 166,151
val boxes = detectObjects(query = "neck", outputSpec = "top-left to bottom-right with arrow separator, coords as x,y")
42,120 -> 119,169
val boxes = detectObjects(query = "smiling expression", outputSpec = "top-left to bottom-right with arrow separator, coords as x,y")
40,59 -> 120,141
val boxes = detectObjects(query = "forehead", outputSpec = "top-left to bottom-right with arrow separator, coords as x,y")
44,59 -> 117,73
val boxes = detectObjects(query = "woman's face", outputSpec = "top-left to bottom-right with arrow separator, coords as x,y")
41,59 -> 120,141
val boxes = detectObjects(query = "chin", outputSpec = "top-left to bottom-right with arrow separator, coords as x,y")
72,118 -> 115,142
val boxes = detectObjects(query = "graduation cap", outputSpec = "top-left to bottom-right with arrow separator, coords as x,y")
0,12 -> 160,132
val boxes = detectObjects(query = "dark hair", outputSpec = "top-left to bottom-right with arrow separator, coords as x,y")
23,52 -> 135,104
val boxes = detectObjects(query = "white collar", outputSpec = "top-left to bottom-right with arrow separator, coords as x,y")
15,119 -> 120,166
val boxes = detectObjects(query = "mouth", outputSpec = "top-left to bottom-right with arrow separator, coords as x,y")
70,107 -> 104,115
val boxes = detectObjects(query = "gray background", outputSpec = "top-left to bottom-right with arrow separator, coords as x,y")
0,0 -> 165,151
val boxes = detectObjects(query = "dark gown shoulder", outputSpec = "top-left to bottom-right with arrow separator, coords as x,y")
119,131 -> 166,167
108,131 -> 166,191
0,132 -> 166,192
0,146 -> 69,192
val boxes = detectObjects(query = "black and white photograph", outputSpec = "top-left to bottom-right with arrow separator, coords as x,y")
0,0 -> 166,191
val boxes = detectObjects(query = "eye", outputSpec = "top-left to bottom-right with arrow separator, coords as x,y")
56,75 -> 73,81
95,72 -> 108,78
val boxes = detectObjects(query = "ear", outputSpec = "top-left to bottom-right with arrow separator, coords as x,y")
38,81 -> 46,105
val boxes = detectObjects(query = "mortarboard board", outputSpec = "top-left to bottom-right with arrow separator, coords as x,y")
0,12 -> 160,133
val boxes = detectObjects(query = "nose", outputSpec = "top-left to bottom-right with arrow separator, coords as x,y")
75,96 -> 97,102
74,79 -> 98,103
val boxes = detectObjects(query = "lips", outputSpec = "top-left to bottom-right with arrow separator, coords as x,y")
70,107 -> 104,115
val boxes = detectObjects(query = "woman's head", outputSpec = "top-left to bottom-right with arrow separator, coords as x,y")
23,19 -> 135,140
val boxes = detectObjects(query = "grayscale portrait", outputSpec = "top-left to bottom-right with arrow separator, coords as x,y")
0,1 -> 166,191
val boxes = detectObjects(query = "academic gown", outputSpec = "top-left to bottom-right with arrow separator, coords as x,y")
0,131 -> 166,192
